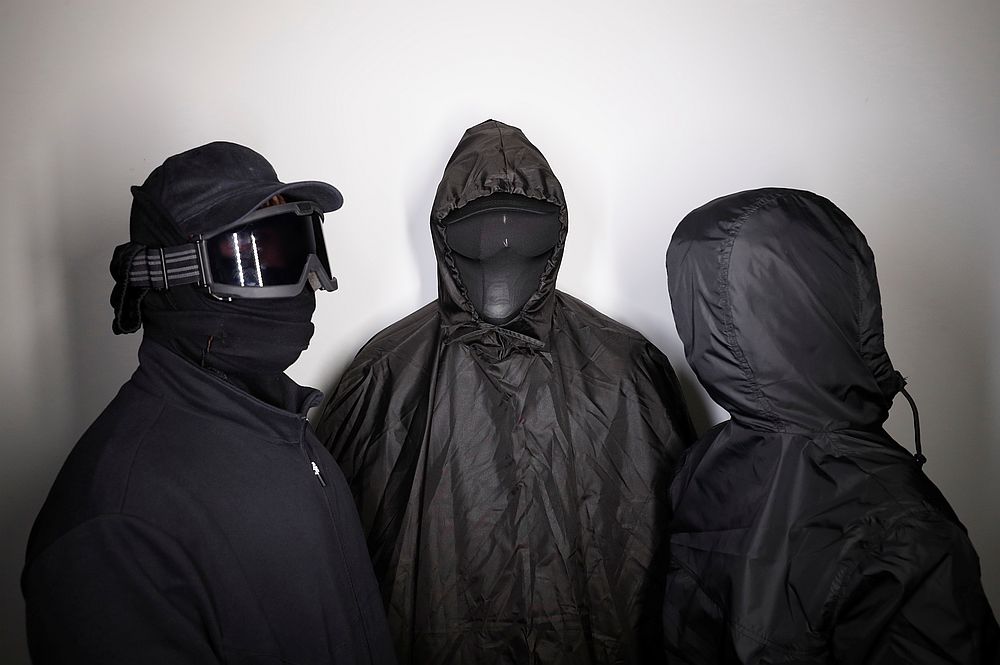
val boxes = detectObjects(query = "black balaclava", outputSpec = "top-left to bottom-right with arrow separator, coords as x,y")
112,142 -> 341,407
443,193 -> 560,324
129,187 -> 316,405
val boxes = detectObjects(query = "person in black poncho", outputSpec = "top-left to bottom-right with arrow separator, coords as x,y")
663,187 -> 999,663
316,119 -> 695,664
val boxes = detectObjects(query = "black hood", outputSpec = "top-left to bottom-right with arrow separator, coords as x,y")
430,120 -> 568,343
667,188 -> 904,433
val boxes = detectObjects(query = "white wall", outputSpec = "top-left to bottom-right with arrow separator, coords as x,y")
2,1 -> 997,660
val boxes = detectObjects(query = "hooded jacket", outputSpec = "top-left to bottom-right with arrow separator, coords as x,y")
662,188 -> 999,663
316,120 -> 695,664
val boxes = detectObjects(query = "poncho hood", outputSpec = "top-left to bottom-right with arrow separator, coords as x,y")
430,120 -> 568,343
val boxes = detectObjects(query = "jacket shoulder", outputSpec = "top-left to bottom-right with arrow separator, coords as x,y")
828,499 -> 998,661
25,384 -> 166,567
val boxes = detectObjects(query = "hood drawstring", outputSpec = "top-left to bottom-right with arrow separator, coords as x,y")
444,322 -> 545,351
898,385 -> 926,467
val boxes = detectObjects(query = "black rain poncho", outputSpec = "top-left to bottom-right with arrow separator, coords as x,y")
662,188 -> 999,663
316,120 -> 695,664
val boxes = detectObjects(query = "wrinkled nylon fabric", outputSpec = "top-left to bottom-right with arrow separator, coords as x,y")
317,120 -> 695,664
663,188 -> 999,663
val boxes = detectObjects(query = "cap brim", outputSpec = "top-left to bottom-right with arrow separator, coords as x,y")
178,180 -> 343,237
268,180 -> 344,213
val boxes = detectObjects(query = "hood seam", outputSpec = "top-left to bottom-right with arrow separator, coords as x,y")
494,121 -> 513,189
720,194 -> 786,432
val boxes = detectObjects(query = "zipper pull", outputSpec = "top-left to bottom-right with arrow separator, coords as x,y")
310,460 -> 327,487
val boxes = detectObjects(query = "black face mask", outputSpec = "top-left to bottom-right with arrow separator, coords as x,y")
141,286 -> 317,377
444,195 -> 561,325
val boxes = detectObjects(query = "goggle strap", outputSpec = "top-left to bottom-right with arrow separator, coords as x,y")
127,244 -> 203,290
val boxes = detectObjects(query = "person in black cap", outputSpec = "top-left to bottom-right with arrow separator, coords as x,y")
21,141 -> 397,664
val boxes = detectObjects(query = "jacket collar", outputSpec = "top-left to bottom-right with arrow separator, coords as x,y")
130,338 -> 323,443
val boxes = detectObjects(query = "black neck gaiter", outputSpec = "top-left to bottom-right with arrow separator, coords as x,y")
141,286 -> 316,407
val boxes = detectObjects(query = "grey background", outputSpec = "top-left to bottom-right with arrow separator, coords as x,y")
2,1 -> 998,661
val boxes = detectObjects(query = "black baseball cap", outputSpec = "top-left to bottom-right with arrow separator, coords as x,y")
132,141 -> 343,238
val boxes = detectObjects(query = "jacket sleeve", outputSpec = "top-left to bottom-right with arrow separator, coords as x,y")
23,514 -> 220,665
830,511 -> 1000,664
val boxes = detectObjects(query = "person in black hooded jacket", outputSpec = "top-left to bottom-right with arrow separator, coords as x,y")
662,187 -> 999,663
315,120 -> 695,664
22,142 -> 396,665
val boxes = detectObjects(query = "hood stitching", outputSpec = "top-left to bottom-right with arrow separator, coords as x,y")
847,222 -> 902,404
494,121 -> 513,189
718,193 -> 787,432
721,190 -> 897,433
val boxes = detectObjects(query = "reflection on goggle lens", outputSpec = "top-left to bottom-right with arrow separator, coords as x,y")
205,209 -> 325,289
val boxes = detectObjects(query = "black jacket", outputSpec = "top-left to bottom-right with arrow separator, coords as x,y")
23,339 -> 397,665
663,188 -> 999,663
315,120 -> 695,664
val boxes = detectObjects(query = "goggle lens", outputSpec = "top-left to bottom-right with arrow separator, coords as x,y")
205,210 -> 323,289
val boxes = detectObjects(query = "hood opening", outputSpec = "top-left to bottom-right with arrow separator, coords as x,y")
443,194 -> 560,325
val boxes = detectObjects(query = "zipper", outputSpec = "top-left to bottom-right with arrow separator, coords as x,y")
300,417 -> 327,486
299,419 -> 379,657
310,460 -> 327,486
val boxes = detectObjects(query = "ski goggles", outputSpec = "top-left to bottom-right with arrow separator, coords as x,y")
125,201 -> 337,299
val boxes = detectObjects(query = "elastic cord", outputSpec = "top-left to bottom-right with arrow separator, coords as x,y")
899,386 -> 926,466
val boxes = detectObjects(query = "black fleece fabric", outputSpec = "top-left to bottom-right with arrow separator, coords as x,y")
315,120 -> 695,664
23,339 -> 397,665
662,188 -> 999,663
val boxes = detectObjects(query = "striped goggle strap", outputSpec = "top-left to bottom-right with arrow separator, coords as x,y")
127,243 -> 204,290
